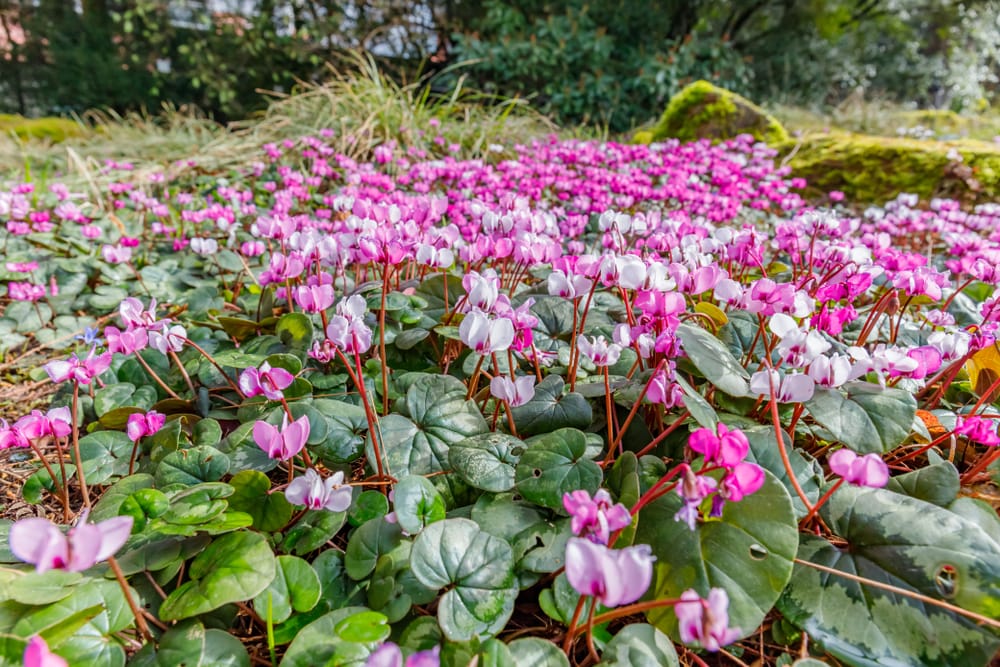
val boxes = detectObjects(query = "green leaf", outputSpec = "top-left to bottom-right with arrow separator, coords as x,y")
392,475 -> 446,535
506,638 -> 570,666
159,532 -> 277,621
368,375 -> 488,507
91,474 -> 154,521
344,518 -> 405,580
885,459 -> 960,507
349,490 -> 390,526
515,428 -> 602,511
674,375 -> 718,429
155,446 -> 231,486
280,606 -> 380,667
409,518 -> 517,641
4,571 -> 82,605
160,482 -> 233,526
743,425 -> 822,518
805,382 -> 917,454
334,610 -> 390,643
77,431 -> 133,485
510,374 -> 592,436
449,433 -> 523,493
512,518 -> 572,574
635,469 -> 798,642
156,620 -> 251,667
470,493 -> 547,543
599,624 -> 680,667
777,485 -> 1000,667
119,488 -> 169,531
676,322 -> 750,397
276,312 -> 313,349
312,399 -> 369,464
253,555 -> 321,624
94,383 -> 153,416
282,509 -> 348,556
228,470 -> 294,532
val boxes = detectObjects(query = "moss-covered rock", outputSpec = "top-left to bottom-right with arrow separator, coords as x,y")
639,80 -> 788,145
0,114 -> 84,143
781,132 -> 1000,205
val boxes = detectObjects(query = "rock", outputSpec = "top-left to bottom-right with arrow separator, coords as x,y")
638,80 -> 788,145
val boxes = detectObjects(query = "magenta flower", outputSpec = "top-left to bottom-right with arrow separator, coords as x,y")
0,419 -> 30,450
366,642 -> 440,667
253,413 -> 310,461
239,362 -> 296,401
15,407 -> 73,441
714,462 -> 766,516
675,588 -> 742,651
285,468 -> 353,511
688,423 -> 750,468
674,466 -> 718,531
104,325 -> 149,355
292,284 -> 336,313
564,537 -> 654,607
9,510 -> 132,573
828,449 -> 889,487
953,415 -> 1000,447
43,348 -> 112,385
23,636 -> 67,667
126,411 -> 166,443
563,489 -> 632,545
325,316 -> 373,355
489,375 -> 536,407
460,310 -> 514,355
119,297 -> 161,330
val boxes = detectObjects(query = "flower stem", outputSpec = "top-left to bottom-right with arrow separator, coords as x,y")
71,383 -> 91,508
107,556 -> 154,642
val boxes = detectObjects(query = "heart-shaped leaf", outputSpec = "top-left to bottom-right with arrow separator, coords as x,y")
280,606 -> 381,667
392,475 -> 446,535
159,532 -> 276,621
676,322 -> 750,397
515,428 -> 601,511
228,470 -> 294,532
253,555 -> 321,624
805,382 -> 917,454
598,624 -> 680,667
409,518 -> 518,641
777,484 -> 1000,667
635,469 -> 798,641
510,374 -> 592,435
155,620 -> 251,667
155,446 -> 230,486
449,433 -> 523,493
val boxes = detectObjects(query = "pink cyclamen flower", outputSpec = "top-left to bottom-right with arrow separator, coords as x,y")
489,375 -> 536,407
953,415 -> 1000,447
9,510 -> 132,573
460,310 -> 514,355
562,489 -> 632,545
292,283 -> 336,313
325,315 -> 373,355
0,418 -> 30,450
253,413 -> 310,461
119,297 -> 161,330
675,465 -> 718,531
285,468 -> 353,512
366,642 -> 440,667
675,588 -> 742,651
239,362 -> 296,401
715,462 -> 766,513
828,449 -> 889,487
104,325 -> 149,355
15,408 -> 73,441
43,349 -> 112,385
564,537 -> 654,607
126,411 -> 166,443
148,324 -> 186,355
23,636 -> 67,667
749,369 -> 815,403
688,423 -> 750,468
576,334 -> 622,367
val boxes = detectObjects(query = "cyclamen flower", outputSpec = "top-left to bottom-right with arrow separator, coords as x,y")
104,325 -> 148,355
126,411 -> 166,443
240,362 -> 296,401
547,269 -> 592,299
828,449 -> 890,487
292,283 -> 335,313
715,462 -> 766,511
675,588 -> 742,652
489,375 -> 536,407
9,510 -> 132,573
460,310 -> 514,355
148,324 -> 187,355
325,316 -> 373,355
563,489 -> 631,545
576,335 -> 622,367
101,244 -> 132,264
23,636 -> 67,667
253,413 -> 310,461
43,349 -> 112,385
675,466 -> 718,531
15,408 -> 73,441
285,468 -> 353,512
749,369 -> 815,403
120,297 -> 162,330
366,642 -> 440,667
564,538 -> 654,608
0,419 -> 30,450
953,415 -> 1000,447
808,354 -> 852,388
688,423 -> 750,468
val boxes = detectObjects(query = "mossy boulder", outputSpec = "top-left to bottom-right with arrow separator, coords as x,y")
639,80 -> 788,145
781,132 -> 1000,205
0,114 -> 84,143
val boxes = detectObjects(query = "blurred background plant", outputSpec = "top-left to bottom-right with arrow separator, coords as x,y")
0,1 -> 998,132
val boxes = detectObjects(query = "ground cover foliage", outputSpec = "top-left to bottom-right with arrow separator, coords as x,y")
1,118 -> 1000,667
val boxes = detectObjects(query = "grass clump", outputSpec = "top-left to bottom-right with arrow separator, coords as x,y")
0,114 -> 85,143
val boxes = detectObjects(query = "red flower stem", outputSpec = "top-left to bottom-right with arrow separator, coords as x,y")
603,368 -> 616,461
184,339 -> 246,397
379,262 -> 391,415
800,478 -> 843,525
29,441 -> 69,519
107,556 -> 154,642
133,351 -> 182,400
562,595 -> 589,655
168,349 -> 196,396
608,360 -> 665,459
336,347 -> 386,481
767,378 -> 813,513
566,597 -> 684,640
961,446 -> 1000,484
585,601 -> 600,664
71,383 -> 91,509
632,410 -> 690,459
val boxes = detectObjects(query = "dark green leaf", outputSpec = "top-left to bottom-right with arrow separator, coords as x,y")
805,383 -> 917,454
515,428 -> 602,511
510,374 -> 592,436
449,433 -> 523,493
